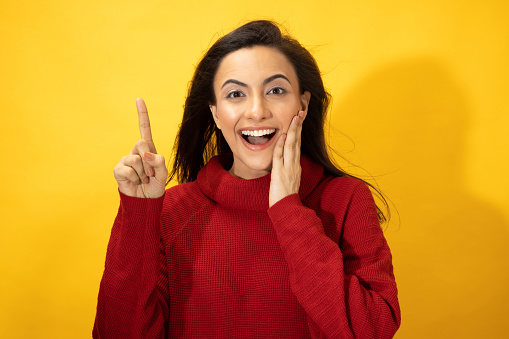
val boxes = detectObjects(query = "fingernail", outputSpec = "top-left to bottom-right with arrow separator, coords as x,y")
298,111 -> 304,118
143,152 -> 153,161
147,167 -> 155,177
143,177 -> 150,184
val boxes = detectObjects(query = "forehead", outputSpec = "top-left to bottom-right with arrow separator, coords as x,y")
214,46 -> 297,84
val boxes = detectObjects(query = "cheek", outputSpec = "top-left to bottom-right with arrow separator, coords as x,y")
273,103 -> 300,131
217,105 -> 242,132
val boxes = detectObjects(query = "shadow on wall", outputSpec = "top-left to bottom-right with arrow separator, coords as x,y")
330,58 -> 509,338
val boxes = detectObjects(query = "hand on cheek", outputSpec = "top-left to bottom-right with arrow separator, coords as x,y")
269,111 -> 305,207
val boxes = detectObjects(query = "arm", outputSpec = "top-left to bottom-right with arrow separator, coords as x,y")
268,183 -> 400,339
93,192 -> 169,338
269,110 -> 399,338
93,98 -> 170,338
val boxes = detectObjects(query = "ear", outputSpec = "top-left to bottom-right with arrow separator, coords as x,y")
209,104 -> 221,130
299,91 -> 311,120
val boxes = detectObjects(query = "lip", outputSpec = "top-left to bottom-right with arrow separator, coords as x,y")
237,126 -> 279,151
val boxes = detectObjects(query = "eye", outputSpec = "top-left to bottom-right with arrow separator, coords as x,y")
226,90 -> 245,99
267,87 -> 286,95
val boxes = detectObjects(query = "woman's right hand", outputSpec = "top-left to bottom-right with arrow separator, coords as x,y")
113,98 -> 168,199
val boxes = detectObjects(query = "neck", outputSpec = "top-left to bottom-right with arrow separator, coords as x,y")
195,154 -> 324,212
229,162 -> 270,180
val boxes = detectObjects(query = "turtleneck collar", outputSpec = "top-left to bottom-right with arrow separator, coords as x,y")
195,154 -> 324,212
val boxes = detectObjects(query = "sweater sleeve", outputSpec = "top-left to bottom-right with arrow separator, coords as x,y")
267,181 -> 400,339
93,191 -> 169,338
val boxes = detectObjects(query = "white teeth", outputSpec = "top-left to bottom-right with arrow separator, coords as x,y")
241,129 -> 276,137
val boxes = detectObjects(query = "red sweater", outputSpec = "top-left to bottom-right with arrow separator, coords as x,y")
93,155 -> 400,338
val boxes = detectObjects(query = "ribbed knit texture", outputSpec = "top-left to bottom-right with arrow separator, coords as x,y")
93,154 -> 400,338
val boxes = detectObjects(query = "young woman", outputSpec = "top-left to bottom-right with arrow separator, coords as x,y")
94,20 -> 401,338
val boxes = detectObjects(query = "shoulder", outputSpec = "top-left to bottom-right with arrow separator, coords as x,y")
322,176 -> 381,235
304,174 -> 382,246
312,174 -> 375,208
307,175 -> 379,238
163,181 -> 210,207
161,182 -> 211,221
327,176 -> 378,222
159,181 -> 213,243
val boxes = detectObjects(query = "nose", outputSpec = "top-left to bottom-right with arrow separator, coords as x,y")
245,93 -> 270,121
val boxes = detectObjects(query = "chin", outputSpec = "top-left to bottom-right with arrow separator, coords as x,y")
233,153 -> 274,178
247,157 -> 273,172
252,161 -> 273,173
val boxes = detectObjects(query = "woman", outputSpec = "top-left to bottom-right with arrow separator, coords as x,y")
94,20 -> 401,338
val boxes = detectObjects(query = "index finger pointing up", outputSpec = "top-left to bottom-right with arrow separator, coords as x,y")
136,98 -> 157,153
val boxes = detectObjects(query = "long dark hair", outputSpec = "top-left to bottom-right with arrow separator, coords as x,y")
169,20 -> 390,223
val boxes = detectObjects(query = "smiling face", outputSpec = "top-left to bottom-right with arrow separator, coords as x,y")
210,46 -> 311,179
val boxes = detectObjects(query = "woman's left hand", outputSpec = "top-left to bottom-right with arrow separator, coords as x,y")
269,111 -> 304,208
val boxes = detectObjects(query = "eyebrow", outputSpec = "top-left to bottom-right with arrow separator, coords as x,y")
221,79 -> 248,89
263,74 -> 291,85
220,74 -> 291,89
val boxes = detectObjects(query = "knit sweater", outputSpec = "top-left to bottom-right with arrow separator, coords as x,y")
93,154 -> 400,338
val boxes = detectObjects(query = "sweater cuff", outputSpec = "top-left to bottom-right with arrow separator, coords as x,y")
119,189 -> 165,215
267,193 -> 304,224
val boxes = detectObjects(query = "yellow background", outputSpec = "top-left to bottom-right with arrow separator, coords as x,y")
1,1 -> 508,338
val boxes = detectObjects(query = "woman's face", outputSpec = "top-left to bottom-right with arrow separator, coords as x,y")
210,46 -> 310,179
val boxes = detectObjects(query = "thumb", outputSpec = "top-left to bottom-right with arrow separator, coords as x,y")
143,152 -> 168,182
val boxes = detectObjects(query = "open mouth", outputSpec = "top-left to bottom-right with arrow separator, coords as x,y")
241,129 -> 276,145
